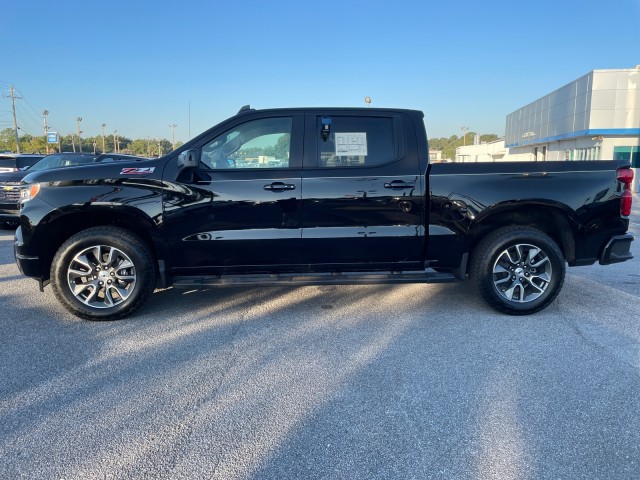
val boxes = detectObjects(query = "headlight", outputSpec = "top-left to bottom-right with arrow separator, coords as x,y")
20,183 -> 41,203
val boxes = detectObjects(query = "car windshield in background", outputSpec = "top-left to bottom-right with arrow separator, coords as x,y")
28,154 -> 98,172
0,159 -> 15,169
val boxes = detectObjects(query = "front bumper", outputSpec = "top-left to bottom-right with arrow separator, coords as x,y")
600,234 -> 634,265
0,202 -> 19,222
14,225 -> 42,279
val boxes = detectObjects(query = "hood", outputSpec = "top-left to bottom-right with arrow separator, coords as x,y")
22,158 -> 163,184
0,170 -> 28,184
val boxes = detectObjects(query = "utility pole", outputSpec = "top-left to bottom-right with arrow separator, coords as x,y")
101,124 -> 107,152
7,85 -> 22,153
43,110 -> 50,154
113,130 -> 118,153
169,123 -> 177,150
76,117 -> 83,152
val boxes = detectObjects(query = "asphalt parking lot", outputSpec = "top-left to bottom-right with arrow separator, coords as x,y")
1,197 -> 639,479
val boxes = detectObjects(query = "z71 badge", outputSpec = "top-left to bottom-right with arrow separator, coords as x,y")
120,167 -> 155,175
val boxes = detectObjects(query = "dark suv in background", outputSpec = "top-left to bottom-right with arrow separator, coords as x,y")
0,152 -> 146,227
0,154 -> 46,172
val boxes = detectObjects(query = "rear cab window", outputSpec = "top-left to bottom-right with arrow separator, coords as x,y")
0,159 -> 17,170
313,115 -> 401,168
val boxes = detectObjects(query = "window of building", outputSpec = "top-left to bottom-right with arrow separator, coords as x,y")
614,146 -> 640,167
317,116 -> 396,167
200,117 -> 292,169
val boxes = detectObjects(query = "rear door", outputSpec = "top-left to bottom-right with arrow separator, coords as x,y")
301,111 -> 425,270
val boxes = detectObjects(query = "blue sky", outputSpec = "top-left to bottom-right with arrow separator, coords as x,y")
2,0 -> 639,143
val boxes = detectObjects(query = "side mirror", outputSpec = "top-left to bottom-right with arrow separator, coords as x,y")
178,150 -> 198,169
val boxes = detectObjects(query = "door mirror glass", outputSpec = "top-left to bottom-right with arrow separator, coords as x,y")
178,150 -> 198,169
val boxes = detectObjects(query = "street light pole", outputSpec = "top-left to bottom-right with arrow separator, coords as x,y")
101,123 -> 107,153
169,123 -> 177,150
43,110 -> 49,154
76,117 -> 83,152
113,130 -> 118,153
461,126 -> 469,147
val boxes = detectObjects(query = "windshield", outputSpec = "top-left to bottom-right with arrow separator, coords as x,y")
29,154 -> 98,172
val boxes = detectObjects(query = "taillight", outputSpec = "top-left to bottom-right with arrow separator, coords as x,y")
617,167 -> 634,217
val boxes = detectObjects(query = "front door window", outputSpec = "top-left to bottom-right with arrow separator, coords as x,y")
201,117 -> 292,170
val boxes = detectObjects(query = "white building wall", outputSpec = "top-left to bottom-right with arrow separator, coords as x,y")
456,140 -> 507,162
504,68 -> 640,163
590,69 -> 640,129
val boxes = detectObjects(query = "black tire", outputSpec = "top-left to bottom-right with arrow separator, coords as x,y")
51,226 -> 156,320
470,226 -> 565,315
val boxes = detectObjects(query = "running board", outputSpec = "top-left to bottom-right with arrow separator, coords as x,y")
172,269 -> 458,289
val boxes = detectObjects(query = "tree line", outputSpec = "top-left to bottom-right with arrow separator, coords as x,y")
429,133 -> 499,160
2,127 -> 500,161
0,128 -> 183,157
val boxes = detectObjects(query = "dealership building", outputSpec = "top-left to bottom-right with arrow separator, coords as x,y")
456,67 -> 640,164
504,67 -> 639,163
455,67 -> 639,188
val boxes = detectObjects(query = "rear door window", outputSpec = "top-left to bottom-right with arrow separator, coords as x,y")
316,116 -> 397,167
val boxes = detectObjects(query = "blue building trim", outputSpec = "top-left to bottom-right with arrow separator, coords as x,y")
506,128 -> 640,148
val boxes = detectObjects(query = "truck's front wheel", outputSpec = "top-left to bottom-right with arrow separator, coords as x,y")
470,226 -> 565,315
51,227 -> 156,320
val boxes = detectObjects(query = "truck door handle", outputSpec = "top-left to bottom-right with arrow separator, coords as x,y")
384,181 -> 414,190
264,182 -> 296,192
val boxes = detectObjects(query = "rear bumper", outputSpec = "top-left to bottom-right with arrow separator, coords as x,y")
600,234 -> 634,265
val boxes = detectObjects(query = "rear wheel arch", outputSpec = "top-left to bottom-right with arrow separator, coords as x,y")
468,205 -> 576,264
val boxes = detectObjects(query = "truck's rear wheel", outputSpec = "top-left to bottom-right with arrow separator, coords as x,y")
51,227 -> 156,320
470,226 -> 565,315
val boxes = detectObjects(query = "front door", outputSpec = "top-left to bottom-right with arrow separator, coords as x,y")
163,114 -> 304,274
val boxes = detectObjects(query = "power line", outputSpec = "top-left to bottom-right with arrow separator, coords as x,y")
15,104 -> 40,135
13,86 -> 47,124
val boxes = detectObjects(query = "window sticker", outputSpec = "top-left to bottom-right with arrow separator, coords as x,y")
335,132 -> 367,157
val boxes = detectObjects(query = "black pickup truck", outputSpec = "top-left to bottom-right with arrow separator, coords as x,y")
13,106 -> 635,320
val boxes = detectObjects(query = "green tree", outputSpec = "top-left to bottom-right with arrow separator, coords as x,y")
0,128 -> 17,152
428,132 -> 500,161
19,134 -> 47,153
129,138 -> 150,156
480,134 -> 499,143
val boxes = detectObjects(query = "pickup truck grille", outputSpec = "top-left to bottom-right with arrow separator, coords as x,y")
0,183 -> 20,202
